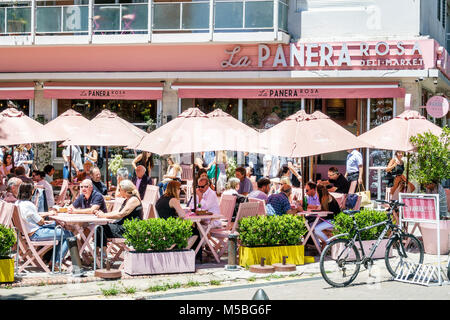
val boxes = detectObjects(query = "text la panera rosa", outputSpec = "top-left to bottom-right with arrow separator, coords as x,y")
221,42 -> 423,68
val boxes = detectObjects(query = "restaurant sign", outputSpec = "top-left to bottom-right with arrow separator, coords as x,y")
221,41 -> 425,70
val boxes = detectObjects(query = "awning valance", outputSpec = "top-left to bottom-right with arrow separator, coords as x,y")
0,82 -> 35,99
43,82 -> 163,100
172,82 -> 405,99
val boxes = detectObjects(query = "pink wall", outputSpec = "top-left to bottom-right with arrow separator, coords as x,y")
0,39 -> 437,73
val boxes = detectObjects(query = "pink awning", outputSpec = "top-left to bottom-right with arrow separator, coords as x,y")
0,82 -> 35,99
43,82 -> 163,100
172,82 -> 405,99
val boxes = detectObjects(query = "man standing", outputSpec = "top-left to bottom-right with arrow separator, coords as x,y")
248,177 -> 271,203
132,165 -> 152,199
345,149 -> 363,192
32,170 -> 55,208
62,145 -> 83,180
43,164 -> 55,184
90,167 -> 107,196
68,179 -> 107,214
235,166 -> 253,196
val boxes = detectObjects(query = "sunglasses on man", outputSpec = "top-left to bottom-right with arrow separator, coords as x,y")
196,184 -> 207,189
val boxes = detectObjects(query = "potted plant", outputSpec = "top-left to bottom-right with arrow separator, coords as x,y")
410,127 -> 450,255
237,215 -> 308,267
332,209 -> 391,259
0,225 -> 16,283
122,217 -> 195,275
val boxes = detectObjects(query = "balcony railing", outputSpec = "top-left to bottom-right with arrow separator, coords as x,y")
0,0 -> 288,38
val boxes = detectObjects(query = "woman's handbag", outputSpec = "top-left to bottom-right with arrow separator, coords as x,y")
356,184 -> 371,207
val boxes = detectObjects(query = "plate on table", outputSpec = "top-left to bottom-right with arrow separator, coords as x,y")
196,210 -> 213,216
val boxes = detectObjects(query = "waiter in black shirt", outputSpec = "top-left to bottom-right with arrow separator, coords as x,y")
318,167 -> 350,194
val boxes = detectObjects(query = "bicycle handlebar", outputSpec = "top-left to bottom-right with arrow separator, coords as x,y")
375,199 -> 405,207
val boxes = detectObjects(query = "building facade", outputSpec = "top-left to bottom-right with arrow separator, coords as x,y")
0,0 -> 449,195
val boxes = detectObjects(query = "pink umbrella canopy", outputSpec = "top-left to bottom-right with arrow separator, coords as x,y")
44,109 -> 91,141
259,110 -> 372,158
63,109 -> 147,147
357,110 -> 444,152
0,107 -> 55,145
135,107 -> 259,155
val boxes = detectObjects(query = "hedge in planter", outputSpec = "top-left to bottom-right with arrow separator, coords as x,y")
0,224 -> 16,283
237,215 -> 308,267
122,218 -> 195,275
332,209 -> 390,259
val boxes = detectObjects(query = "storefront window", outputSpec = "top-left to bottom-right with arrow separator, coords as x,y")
243,99 -> 302,129
0,100 -> 30,115
368,98 -> 394,198
180,98 -> 238,118
57,99 -> 157,158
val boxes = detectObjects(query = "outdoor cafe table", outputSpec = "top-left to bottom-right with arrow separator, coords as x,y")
49,213 -> 115,262
298,210 -> 332,255
182,209 -> 225,263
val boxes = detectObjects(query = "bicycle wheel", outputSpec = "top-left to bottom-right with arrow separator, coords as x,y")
320,238 -> 361,287
385,233 -> 424,278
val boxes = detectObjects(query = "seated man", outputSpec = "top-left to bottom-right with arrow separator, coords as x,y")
304,181 -> 321,210
1,177 -> 22,203
235,166 -> 253,196
31,170 -> 55,209
189,176 -> 220,216
248,177 -> 271,203
318,167 -> 350,194
68,179 -> 107,214
90,167 -> 107,196
266,184 -> 301,216
131,165 -> 152,200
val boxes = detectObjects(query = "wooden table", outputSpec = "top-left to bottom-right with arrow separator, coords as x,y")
183,210 -> 225,263
49,213 -> 114,261
298,210 -> 332,254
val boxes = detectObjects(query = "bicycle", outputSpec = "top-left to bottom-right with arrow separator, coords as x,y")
319,199 -> 424,287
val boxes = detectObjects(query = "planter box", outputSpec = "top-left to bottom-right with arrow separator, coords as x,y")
0,258 -> 14,283
238,245 -> 306,268
419,221 -> 450,255
123,249 -> 195,276
331,239 -> 391,261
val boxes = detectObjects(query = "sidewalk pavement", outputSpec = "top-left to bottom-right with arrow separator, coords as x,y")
0,250 -> 448,300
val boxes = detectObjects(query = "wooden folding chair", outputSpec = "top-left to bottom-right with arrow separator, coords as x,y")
0,200 -> 13,227
248,197 -> 267,215
12,205 -> 59,273
214,194 -> 236,230
210,201 -> 259,258
348,180 -> 357,194
142,184 -> 159,204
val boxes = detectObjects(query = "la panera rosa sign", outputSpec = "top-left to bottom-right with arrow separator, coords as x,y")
221,41 -> 426,70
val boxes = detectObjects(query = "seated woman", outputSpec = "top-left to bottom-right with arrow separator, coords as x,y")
313,184 -> 341,249
155,180 -> 201,259
94,179 -> 142,250
222,177 -> 240,196
15,182 -> 74,270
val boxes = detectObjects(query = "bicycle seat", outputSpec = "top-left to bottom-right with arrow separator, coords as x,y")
343,210 -> 360,215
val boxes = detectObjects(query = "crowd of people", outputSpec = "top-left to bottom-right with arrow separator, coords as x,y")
1,144 -> 448,269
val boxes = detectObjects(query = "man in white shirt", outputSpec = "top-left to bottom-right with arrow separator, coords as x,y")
31,170 -> 55,208
345,149 -> 364,185
189,176 -> 220,215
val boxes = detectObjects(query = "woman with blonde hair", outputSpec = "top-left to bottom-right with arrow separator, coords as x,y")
222,177 -> 240,195
158,156 -> 182,196
94,179 -> 143,248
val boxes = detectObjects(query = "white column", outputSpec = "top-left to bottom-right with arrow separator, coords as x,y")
157,99 -> 162,128
31,0 -> 36,44
209,0 -> 214,41
273,0 -> 279,40
88,0 -> 93,43
301,98 -> 305,111
28,99 -> 34,118
148,0 -> 153,43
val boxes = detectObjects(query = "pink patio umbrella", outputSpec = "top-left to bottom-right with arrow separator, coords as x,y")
135,107 -> 260,210
0,107 -> 55,146
44,109 -> 91,181
357,109 -> 445,191
63,109 -> 148,189
259,110 -> 372,158
259,110 -> 372,198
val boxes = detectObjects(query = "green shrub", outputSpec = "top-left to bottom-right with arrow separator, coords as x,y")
0,225 -> 16,258
333,209 -> 388,241
123,217 -> 193,252
237,215 -> 307,247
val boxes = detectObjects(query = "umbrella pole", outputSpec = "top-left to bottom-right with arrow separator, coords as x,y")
301,157 -> 305,200
106,147 -> 109,191
192,152 -> 197,212
11,145 -> 15,171
214,151 -> 218,192
404,152 -> 410,193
